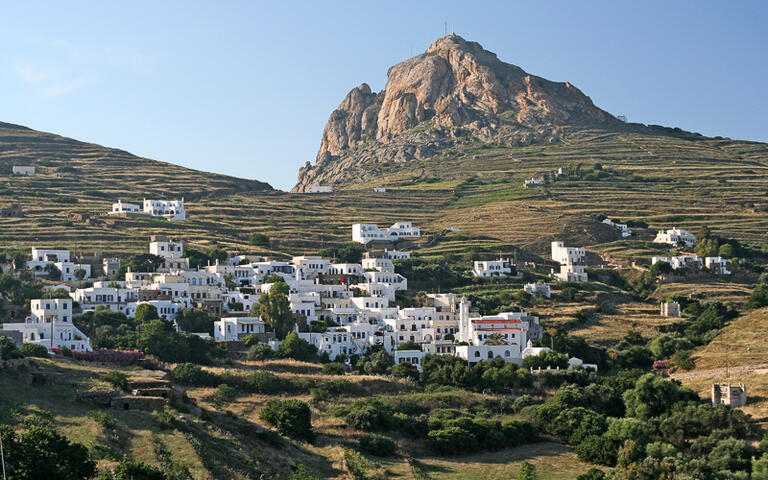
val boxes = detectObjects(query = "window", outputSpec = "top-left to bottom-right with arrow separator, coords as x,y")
474,351 -> 480,358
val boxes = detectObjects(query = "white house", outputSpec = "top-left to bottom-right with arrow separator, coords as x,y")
214,317 -> 265,342
352,224 -> 389,244
150,236 -> 184,258
298,329 -> 360,360
55,262 -> 92,282
551,242 -> 588,282
524,282 -> 551,298
352,222 -> 421,245
307,185 -> 334,193
2,298 -> 90,351
472,259 -> 512,277
109,200 -> 142,215
652,255 -> 702,270
705,256 -> 731,275
654,228 -> 696,247
394,349 -> 426,370
523,177 -> 543,188
373,187 -> 386,193
602,218 -> 632,238
384,249 -> 410,260
12,166 -> 35,175
143,199 -> 186,221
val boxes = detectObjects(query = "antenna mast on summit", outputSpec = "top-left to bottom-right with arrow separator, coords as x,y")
444,21 -> 447,36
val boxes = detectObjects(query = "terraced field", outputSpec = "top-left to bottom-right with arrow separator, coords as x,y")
1,122 -> 767,261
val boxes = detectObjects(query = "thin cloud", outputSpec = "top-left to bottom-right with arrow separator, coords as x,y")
14,64 -> 51,84
39,78 -> 86,98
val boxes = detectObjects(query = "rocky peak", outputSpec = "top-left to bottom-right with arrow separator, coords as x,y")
294,35 -> 615,192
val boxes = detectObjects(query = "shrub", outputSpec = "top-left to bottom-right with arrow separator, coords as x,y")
576,468 -> 606,480
244,371 -> 285,393
358,433 -> 397,457
88,410 -> 117,430
20,343 -> 49,358
346,405 -> 391,432
427,426 -> 478,455
170,363 -> 218,386
517,462 -> 537,480
215,384 -> 237,401
391,362 -> 420,382
100,371 -> 129,391
259,399 -> 313,441
673,350 -> 695,370
321,362 -> 345,375
247,343 -> 275,361
277,332 -> 317,362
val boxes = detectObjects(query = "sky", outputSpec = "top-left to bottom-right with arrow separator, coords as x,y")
0,1 -> 766,191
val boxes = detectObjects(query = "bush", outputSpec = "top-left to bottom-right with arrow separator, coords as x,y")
277,332 -> 317,362
673,350 -> 695,370
321,362 -> 345,375
247,343 -> 275,361
346,405 -> 392,432
576,468 -> 606,480
244,371 -> 284,393
259,399 -> 313,441
100,371 -> 129,391
517,462 -> 537,480
391,362 -> 420,382
170,363 -> 218,386
20,343 -> 49,358
215,384 -> 237,401
428,426 -> 478,455
358,433 -> 397,457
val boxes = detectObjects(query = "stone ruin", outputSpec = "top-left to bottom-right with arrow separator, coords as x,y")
712,383 -> 747,407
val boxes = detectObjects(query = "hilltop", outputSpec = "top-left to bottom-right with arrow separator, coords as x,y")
293,35 -> 768,198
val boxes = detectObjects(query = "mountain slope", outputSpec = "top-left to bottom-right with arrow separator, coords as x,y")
0,121 -> 272,197
294,34 -> 619,191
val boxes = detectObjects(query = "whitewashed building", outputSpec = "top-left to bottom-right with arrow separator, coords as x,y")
352,222 -> 421,244
602,218 -> 632,238
523,177 -> 543,188
109,200 -> 142,215
2,298 -> 90,351
214,317 -> 265,342
551,242 -> 588,282
472,259 -> 512,277
307,185 -> 334,193
705,256 -> 731,275
654,228 -> 696,247
524,282 -> 551,298
12,166 -> 35,175
143,199 -> 186,221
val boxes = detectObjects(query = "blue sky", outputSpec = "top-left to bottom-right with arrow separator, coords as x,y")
1,1 -> 766,190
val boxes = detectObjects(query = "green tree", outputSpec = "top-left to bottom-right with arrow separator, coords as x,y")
746,284 -> 768,310
718,243 -> 736,258
43,263 -> 61,280
258,286 -> 294,340
247,343 -> 275,361
516,462 -> 538,480
259,399 -> 313,441
0,424 -> 96,480
0,335 -> 23,360
391,362 -> 420,382
134,304 -> 159,323
100,456 -> 167,480
175,308 -> 215,333
277,332 -> 316,362
753,456 -> 768,480
649,261 -> 672,277
396,341 -> 421,351
522,350 -> 568,369
73,268 -> 87,283
623,374 -> 698,420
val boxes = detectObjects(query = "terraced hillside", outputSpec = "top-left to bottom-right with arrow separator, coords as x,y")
1,121 -> 767,260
